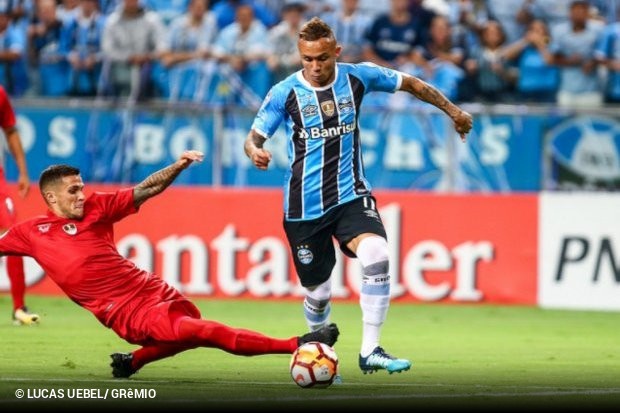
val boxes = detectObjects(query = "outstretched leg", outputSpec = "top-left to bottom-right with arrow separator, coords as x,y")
112,317 -> 339,378
174,318 -> 299,356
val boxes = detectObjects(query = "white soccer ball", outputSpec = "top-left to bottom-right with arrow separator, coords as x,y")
290,342 -> 339,388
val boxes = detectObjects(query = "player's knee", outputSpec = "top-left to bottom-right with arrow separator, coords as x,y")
305,278 -> 331,302
358,236 -> 390,295
357,236 -> 389,267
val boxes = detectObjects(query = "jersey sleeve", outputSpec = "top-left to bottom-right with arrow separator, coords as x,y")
90,188 -> 138,223
250,86 -> 285,139
355,62 -> 403,93
0,87 -> 17,130
594,26 -> 613,60
0,223 -> 32,256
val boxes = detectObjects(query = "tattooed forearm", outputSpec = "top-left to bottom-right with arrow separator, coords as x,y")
400,75 -> 460,118
244,129 -> 267,158
133,163 -> 184,207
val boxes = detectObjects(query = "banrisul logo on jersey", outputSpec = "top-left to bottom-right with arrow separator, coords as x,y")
300,122 -> 356,140
545,116 -> 620,190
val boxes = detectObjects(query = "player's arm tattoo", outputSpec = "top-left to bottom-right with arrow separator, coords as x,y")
133,163 -> 184,208
400,75 -> 461,119
244,129 -> 267,158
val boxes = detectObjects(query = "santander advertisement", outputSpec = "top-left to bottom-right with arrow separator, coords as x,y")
0,185 -> 538,304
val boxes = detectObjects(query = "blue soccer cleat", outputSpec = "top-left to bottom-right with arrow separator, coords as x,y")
359,346 -> 411,374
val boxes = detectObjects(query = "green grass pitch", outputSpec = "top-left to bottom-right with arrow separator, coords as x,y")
1,295 -> 619,411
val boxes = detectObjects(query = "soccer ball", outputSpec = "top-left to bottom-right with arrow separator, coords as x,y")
290,342 -> 338,388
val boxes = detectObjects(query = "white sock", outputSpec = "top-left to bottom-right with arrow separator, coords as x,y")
361,323 -> 382,357
303,278 -> 332,331
356,236 -> 391,357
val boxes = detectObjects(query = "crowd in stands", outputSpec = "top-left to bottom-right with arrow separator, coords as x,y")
0,0 -> 619,106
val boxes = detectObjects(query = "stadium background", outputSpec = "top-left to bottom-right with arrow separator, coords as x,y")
1,0 -> 620,409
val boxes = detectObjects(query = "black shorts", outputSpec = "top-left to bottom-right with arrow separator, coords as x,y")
283,195 -> 386,288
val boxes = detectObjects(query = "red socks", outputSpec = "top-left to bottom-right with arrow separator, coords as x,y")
175,317 -> 299,356
6,255 -> 25,311
131,343 -> 195,371
130,317 -> 299,371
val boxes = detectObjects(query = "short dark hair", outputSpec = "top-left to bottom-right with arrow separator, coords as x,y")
299,17 -> 335,42
39,165 -> 81,193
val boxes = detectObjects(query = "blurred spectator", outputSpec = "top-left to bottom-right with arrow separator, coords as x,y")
144,0 -> 188,24
590,0 -> 618,23
58,0 -> 80,23
161,0 -> 217,68
502,19 -> 558,102
413,15 -> 465,100
7,0 -> 35,29
0,5 -> 28,95
157,0 -> 218,99
27,0 -> 73,96
363,0 -> 423,69
479,0 -> 534,44
298,0 -> 336,17
595,12 -> 620,102
447,0 -> 485,51
549,0 -> 604,107
465,20 -> 514,102
212,0 -> 277,29
101,0 -> 166,98
531,0 -> 575,34
410,0 -> 437,37
356,0 -> 389,19
65,0 -> 106,96
321,0 -> 371,63
254,0 -> 286,18
213,3 -> 271,98
99,0 -> 120,14
267,1 -> 304,82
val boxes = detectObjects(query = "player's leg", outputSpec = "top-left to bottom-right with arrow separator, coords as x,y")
112,321 -> 340,378
304,278 -> 332,331
0,194 -> 38,325
336,196 -> 411,374
283,217 -> 337,333
174,317 -> 339,356
6,255 -> 39,325
111,342 -> 195,378
111,301 -> 340,378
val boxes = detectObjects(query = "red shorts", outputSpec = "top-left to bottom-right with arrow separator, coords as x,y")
109,276 -> 201,346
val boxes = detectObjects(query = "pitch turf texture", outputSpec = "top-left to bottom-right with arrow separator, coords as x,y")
1,296 -> 619,412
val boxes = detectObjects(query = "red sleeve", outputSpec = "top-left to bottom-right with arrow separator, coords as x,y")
0,87 -> 17,130
90,188 -> 138,223
0,222 -> 32,256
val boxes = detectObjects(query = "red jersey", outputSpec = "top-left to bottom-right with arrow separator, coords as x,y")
0,188 -> 154,327
0,85 -> 16,131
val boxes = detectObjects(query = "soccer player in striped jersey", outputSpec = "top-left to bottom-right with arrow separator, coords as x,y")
245,17 -> 472,375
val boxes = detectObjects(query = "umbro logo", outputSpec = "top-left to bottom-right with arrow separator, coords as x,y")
364,210 -> 380,221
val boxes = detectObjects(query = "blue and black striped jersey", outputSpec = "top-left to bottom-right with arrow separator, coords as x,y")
251,62 -> 403,221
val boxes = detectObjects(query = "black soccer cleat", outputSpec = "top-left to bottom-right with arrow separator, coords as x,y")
298,323 -> 340,347
110,353 -> 137,378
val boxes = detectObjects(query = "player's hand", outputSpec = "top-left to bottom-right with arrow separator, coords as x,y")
17,173 -> 30,198
452,110 -> 473,143
177,150 -> 204,169
251,148 -> 272,170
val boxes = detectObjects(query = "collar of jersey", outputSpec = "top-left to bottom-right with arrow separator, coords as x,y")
296,64 -> 339,91
45,210 -> 76,221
